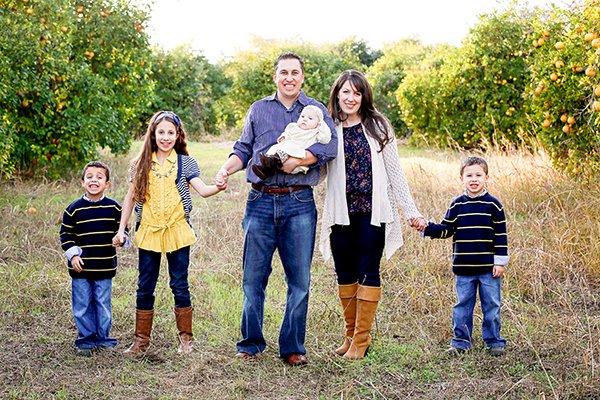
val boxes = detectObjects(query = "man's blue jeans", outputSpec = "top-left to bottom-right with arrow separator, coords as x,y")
136,246 -> 191,310
451,273 -> 506,350
236,188 -> 317,358
71,278 -> 117,350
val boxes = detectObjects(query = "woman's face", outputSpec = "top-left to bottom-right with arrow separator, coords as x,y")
337,80 -> 362,118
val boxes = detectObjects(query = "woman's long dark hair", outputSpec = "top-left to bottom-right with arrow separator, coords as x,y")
328,70 -> 392,152
132,111 -> 189,203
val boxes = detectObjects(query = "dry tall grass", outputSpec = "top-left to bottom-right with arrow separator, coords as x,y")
0,143 -> 598,399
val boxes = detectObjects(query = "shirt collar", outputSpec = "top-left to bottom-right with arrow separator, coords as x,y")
268,90 -> 308,107
83,194 -> 104,202
152,151 -> 177,164
464,189 -> 487,198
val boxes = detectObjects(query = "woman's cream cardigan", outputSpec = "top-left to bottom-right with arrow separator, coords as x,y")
319,123 -> 422,261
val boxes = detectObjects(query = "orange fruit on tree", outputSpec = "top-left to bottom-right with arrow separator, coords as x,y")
585,67 -> 597,77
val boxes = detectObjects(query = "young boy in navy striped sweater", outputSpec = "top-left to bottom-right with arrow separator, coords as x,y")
423,156 -> 508,356
60,161 -> 127,356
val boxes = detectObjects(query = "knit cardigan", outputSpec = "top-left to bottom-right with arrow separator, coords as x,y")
319,123 -> 422,261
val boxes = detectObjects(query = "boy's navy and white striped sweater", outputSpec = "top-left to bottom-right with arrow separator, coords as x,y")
423,191 -> 509,276
59,196 -> 122,280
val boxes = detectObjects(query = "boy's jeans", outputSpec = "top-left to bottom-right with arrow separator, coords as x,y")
451,273 -> 506,350
236,188 -> 316,358
72,278 -> 117,350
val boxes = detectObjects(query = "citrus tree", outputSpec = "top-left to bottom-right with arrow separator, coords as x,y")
527,0 -> 600,176
0,0 -> 153,178
144,45 -> 228,137
397,9 -> 533,147
367,40 -> 428,136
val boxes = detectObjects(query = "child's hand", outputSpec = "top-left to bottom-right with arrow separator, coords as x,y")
215,180 -> 228,191
71,256 -> 84,273
214,168 -> 228,187
409,217 -> 427,232
492,265 -> 506,278
112,232 -> 125,247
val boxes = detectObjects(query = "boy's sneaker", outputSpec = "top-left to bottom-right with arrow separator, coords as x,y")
76,348 -> 93,357
446,346 -> 468,357
487,346 -> 505,357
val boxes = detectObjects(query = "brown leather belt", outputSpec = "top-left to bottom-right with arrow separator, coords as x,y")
251,183 -> 309,194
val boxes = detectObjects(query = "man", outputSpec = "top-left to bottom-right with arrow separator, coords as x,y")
215,52 -> 337,366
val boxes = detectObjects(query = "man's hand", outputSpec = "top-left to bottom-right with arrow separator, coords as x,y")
281,157 -> 302,174
214,167 -> 229,189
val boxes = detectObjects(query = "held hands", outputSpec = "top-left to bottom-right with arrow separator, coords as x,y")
492,265 -> 506,278
71,256 -> 84,273
409,217 -> 427,232
214,167 -> 229,190
112,232 -> 126,247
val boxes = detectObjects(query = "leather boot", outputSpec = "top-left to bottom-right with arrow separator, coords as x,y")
123,309 -> 154,355
174,306 -> 194,354
334,283 -> 358,356
343,285 -> 381,360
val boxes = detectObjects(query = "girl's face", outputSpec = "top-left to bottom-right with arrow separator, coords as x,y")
297,108 -> 320,130
337,80 -> 362,119
154,120 -> 178,155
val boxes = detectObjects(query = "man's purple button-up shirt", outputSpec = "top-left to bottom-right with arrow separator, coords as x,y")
231,91 -> 338,186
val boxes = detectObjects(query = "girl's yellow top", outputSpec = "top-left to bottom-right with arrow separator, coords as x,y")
134,151 -> 196,253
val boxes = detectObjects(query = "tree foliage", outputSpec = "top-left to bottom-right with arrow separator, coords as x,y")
368,40 -> 428,136
144,45 -> 228,138
214,39 -> 365,130
0,0 -> 153,178
527,0 -> 600,176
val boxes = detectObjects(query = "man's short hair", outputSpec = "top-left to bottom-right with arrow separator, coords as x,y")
274,52 -> 304,73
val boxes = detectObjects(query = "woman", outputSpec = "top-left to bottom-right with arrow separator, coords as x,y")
319,70 -> 426,359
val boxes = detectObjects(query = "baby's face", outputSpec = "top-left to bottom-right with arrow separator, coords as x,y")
297,109 -> 320,130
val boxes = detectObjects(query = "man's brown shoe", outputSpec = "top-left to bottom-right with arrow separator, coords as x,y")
284,353 -> 308,366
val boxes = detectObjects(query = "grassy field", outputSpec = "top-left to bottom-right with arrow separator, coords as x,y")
0,142 -> 598,399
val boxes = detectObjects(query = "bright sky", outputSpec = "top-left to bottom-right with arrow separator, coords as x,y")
147,0 -> 558,62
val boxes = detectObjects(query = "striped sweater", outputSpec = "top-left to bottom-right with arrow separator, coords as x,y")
424,191 -> 509,276
59,196 -> 122,280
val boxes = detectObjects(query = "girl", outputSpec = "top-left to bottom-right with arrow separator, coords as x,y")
113,110 -> 225,355
319,71 -> 426,360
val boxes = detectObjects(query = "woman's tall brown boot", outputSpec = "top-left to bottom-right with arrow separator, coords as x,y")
343,285 -> 381,360
174,306 -> 194,354
123,309 -> 154,355
335,283 -> 358,356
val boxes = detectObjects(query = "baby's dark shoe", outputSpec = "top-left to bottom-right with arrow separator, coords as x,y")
252,163 -> 269,180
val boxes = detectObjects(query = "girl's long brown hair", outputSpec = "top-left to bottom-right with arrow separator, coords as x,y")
132,111 -> 189,204
328,70 -> 392,152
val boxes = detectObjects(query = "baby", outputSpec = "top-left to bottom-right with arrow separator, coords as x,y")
252,105 -> 331,180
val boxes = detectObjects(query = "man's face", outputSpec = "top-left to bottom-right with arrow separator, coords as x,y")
273,58 -> 304,102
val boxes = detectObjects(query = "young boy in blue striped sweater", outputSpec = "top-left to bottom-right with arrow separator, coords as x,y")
60,161 -> 128,356
423,156 -> 508,356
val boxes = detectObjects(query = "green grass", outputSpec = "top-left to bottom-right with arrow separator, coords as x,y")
0,141 -> 598,399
